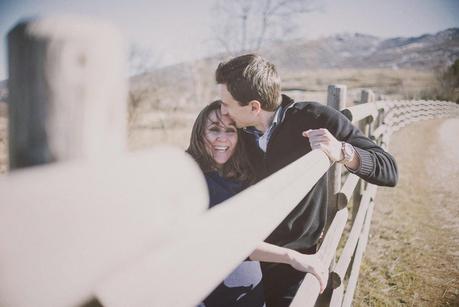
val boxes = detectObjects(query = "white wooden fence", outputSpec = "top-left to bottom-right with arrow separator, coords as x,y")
1,17 -> 458,307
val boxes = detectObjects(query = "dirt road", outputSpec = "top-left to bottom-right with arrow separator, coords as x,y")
354,118 -> 459,306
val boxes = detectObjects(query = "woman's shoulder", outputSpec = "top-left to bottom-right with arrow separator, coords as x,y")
205,171 -> 246,187
205,172 -> 247,208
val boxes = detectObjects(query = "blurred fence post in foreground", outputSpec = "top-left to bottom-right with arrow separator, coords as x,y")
7,17 -> 127,170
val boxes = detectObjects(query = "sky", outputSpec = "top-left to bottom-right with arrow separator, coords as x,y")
1,0 -> 458,80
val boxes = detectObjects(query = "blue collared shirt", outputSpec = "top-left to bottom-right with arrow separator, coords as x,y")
243,103 -> 297,152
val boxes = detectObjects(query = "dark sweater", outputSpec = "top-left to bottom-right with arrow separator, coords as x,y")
205,171 -> 247,208
240,95 -> 398,252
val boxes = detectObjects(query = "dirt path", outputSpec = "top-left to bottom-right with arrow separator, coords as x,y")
354,118 -> 459,306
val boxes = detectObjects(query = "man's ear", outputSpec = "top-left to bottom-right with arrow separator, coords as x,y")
249,100 -> 262,114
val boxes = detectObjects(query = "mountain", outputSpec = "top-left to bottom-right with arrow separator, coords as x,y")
141,28 -> 459,108
264,28 -> 459,73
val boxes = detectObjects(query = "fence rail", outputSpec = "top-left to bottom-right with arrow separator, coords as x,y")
0,17 -> 458,307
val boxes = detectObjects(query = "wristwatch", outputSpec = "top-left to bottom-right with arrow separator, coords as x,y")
339,142 -> 355,163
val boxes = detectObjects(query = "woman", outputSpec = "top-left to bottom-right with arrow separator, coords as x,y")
187,101 -> 327,307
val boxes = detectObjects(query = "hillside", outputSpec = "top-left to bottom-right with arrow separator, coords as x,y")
267,28 -> 459,74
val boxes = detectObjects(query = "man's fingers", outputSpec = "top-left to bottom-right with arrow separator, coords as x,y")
311,143 -> 327,151
302,129 -> 329,138
304,130 -> 324,137
308,136 -> 330,143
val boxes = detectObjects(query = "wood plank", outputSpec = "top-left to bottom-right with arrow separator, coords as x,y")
290,206 -> 349,307
95,150 -> 331,307
333,185 -> 376,281
341,200 -> 375,307
0,147 -> 208,307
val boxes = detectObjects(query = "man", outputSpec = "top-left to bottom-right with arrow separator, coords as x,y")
215,54 -> 398,306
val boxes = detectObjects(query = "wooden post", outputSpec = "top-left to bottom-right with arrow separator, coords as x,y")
360,89 -> 375,105
7,16 -> 127,170
326,84 -> 347,222
352,89 -> 374,220
316,84 -> 346,306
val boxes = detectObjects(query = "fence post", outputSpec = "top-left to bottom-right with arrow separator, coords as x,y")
317,84 -> 346,306
360,89 -> 375,105
351,89 -> 374,220
7,17 -> 127,170
326,84 -> 347,220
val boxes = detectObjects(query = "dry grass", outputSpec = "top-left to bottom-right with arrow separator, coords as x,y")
353,118 -> 459,306
126,68 -> 438,151
0,68 -> 441,168
282,68 -> 436,102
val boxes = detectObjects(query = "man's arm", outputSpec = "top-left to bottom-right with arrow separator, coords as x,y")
303,128 -> 360,170
302,105 -> 398,187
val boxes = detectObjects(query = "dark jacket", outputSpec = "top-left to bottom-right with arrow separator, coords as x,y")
205,171 -> 247,208
240,95 -> 398,252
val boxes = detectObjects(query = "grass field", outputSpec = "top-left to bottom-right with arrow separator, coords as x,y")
126,68 -> 438,151
353,118 -> 459,306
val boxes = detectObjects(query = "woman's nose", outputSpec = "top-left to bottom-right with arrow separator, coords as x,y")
216,133 -> 227,141
215,131 -> 229,141
221,104 -> 228,115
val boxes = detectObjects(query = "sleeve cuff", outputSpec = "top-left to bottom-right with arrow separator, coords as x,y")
347,147 -> 373,177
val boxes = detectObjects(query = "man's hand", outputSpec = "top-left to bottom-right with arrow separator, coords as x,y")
302,128 -> 343,162
287,250 -> 328,293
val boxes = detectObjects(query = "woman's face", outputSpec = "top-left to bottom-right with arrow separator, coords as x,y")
204,110 -> 238,167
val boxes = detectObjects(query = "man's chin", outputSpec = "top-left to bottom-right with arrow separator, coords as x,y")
235,122 -> 245,129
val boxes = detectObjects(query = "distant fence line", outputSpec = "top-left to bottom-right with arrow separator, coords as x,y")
1,17 -> 458,307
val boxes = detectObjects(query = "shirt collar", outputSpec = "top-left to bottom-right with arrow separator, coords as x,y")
243,105 -> 282,135
242,94 -> 295,136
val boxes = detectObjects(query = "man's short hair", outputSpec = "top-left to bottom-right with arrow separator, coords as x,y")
215,54 -> 281,111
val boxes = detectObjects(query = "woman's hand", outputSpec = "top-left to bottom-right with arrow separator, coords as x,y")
250,242 -> 328,293
287,250 -> 328,293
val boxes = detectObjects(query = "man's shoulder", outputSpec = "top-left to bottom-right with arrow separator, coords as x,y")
285,101 -> 334,119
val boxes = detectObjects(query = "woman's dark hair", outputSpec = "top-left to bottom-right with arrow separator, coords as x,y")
186,100 -> 254,183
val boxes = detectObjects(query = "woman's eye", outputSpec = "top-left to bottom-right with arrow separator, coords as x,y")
208,127 -> 220,132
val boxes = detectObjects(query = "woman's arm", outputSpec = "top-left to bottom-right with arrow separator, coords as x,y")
249,242 -> 328,293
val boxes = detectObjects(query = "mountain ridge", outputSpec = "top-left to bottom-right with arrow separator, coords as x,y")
263,28 -> 459,72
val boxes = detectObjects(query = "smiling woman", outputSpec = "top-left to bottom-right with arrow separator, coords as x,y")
186,100 -> 264,306
204,110 -> 238,166
185,100 -> 328,307
187,100 -> 253,185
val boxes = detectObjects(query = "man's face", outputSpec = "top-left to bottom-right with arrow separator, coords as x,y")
218,84 -> 254,128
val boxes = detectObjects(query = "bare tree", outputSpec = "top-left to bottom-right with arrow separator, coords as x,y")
127,44 -> 163,130
211,0 -> 319,54
128,44 -> 163,77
